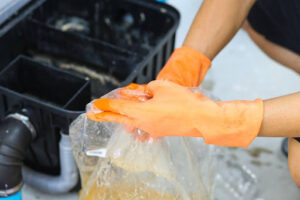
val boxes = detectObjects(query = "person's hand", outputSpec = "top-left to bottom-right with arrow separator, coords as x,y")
156,46 -> 211,87
87,80 -> 263,147
105,46 -> 211,104
118,83 -> 149,102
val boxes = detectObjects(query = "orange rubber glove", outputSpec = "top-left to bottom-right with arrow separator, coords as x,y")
118,83 -> 150,102
87,80 -> 263,147
156,46 -> 211,87
108,46 -> 211,105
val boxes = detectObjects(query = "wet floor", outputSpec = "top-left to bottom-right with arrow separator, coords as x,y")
24,0 -> 300,199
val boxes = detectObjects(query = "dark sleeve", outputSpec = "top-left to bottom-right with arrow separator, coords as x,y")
294,138 -> 300,143
247,0 -> 300,55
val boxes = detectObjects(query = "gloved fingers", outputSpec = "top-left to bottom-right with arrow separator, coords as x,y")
146,80 -> 184,95
87,110 -> 158,142
87,111 -> 159,140
123,83 -> 146,90
93,98 -> 142,116
87,111 -> 136,126
86,111 -> 102,121
146,80 -> 207,99
119,84 -> 151,102
120,81 -> 207,102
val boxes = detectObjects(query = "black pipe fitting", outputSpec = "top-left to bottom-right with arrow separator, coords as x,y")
0,116 -> 34,196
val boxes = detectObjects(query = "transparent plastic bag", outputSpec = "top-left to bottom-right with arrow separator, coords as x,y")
70,87 -> 216,200
214,147 -> 260,200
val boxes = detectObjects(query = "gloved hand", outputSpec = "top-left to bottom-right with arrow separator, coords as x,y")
87,80 -> 263,147
107,46 -> 211,103
118,83 -> 150,102
156,46 -> 211,87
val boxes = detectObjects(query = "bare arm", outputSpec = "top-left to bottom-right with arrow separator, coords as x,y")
259,93 -> 300,137
184,0 -> 256,59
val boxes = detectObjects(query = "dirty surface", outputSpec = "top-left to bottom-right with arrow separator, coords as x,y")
244,147 -> 273,158
54,16 -> 90,35
48,12 -> 156,54
33,53 -> 120,99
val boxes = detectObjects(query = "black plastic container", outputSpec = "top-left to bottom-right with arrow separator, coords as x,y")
0,56 -> 91,173
29,0 -> 179,85
0,0 -> 179,174
0,19 -> 143,97
31,0 -> 177,55
0,0 -> 179,95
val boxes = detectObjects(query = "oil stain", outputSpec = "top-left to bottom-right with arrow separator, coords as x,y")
230,153 -> 238,160
228,147 -> 238,151
250,160 -> 271,167
277,165 -> 284,169
216,154 -> 224,160
245,147 -> 273,158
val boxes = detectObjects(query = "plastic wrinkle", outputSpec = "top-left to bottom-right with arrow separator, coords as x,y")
70,88 -> 217,200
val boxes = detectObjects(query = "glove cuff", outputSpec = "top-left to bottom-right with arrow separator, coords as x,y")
202,98 -> 264,147
180,46 -> 211,68
157,46 -> 211,87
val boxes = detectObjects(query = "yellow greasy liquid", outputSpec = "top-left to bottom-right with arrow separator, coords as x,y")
80,172 -> 91,188
83,182 -> 179,200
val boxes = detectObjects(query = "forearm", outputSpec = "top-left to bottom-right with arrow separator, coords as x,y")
259,92 -> 300,137
183,0 -> 256,59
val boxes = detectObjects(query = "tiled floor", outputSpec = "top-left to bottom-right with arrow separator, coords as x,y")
24,0 -> 300,199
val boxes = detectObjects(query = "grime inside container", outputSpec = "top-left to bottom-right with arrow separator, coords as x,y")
53,16 -> 90,35
48,13 -> 155,55
31,0 -> 175,55
0,18 -> 142,99
31,53 -> 121,99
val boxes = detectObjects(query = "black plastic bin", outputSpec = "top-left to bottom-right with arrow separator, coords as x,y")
0,56 -> 91,174
0,19 -> 144,97
27,0 -> 180,91
0,0 -> 179,175
31,0 -> 177,55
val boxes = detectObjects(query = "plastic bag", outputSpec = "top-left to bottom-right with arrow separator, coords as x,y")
70,88 -> 217,200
